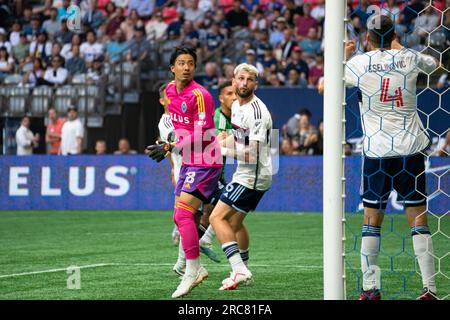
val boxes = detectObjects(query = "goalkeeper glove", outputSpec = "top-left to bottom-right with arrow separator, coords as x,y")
145,140 -> 173,163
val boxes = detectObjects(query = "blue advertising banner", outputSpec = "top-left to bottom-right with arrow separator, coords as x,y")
0,155 -> 448,213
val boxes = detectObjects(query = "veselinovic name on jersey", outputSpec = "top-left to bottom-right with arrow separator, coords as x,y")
364,60 -> 407,73
345,48 -> 437,158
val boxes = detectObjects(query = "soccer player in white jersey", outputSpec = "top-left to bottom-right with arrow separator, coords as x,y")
343,15 -> 439,300
210,63 -> 273,291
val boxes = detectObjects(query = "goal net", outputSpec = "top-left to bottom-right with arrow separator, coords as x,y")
324,0 -> 449,300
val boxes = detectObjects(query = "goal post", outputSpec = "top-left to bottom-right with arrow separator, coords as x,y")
323,0 -> 347,300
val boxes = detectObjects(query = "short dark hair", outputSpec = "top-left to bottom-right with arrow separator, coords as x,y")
218,80 -> 233,95
169,46 -> 197,66
367,15 -> 395,49
299,108 -> 312,118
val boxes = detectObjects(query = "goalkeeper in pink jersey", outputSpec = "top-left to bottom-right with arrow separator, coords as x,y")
146,46 -> 222,299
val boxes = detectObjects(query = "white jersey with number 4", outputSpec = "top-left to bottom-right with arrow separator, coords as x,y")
158,113 -> 182,183
231,95 -> 272,191
345,48 -> 437,158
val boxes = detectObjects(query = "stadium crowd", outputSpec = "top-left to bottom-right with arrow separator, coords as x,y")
1,0 -> 448,155
0,0 -> 447,89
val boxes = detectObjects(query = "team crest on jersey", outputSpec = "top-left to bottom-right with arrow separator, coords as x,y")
181,101 -> 187,113
199,112 -> 205,120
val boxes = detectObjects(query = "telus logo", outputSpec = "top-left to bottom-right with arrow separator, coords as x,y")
8,166 -> 131,197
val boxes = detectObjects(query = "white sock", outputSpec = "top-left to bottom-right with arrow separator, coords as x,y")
200,225 -> 216,246
185,257 -> 200,277
240,248 -> 249,267
413,233 -> 437,293
361,236 -> 381,291
222,241 -> 247,273
176,238 -> 186,266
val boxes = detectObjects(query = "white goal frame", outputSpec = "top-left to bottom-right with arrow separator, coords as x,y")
323,0 -> 347,300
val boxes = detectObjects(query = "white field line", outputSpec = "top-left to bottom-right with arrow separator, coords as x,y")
1,262 -> 438,279
0,263 -> 323,279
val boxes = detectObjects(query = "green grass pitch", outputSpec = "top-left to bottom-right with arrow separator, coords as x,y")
0,211 -> 448,300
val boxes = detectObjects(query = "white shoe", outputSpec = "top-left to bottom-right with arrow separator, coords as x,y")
172,226 -> 180,246
219,270 -> 253,291
172,262 -> 186,277
171,266 -> 208,298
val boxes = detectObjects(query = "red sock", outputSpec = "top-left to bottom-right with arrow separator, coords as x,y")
174,201 -> 199,260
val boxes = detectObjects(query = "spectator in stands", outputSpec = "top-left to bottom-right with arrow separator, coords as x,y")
279,26 -> 296,61
15,116 -> 40,155
29,31 -> 52,64
291,109 -> 317,155
284,46 -> 308,81
60,106 -> 84,155
219,58 -> 236,83
202,22 -> 225,61
82,0 -> 106,30
414,6 -> 440,38
9,20 -> 22,47
104,3 -> 125,37
114,138 -> 137,155
12,32 -> 30,70
53,17 -> 74,45
43,7 -> 61,39
0,28 -> 12,54
24,15 -> 42,42
266,72 -> 283,87
45,107 -> 65,155
106,29 -> 129,64
127,24 -> 151,70
308,54 -> 324,88
46,42 -> 65,66
257,45 -> 277,74
0,47 -> 14,82
280,138 -> 293,155
121,9 -> 141,41
22,57 -> 45,86
20,6 -> 33,30
184,0 -> 205,26
381,0 -> 401,21
250,7 -> 268,31
129,0 -> 155,21
226,0 -> 249,31
269,16 -> 287,48
145,9 -> 168,42
181,20 -> 200,48
61,33 -> 82,61
310,0 -> 325,23
195,61 -> 219,89
239,48 -> 255,67
66,45 -> 87,76
86,55 -> 106,83
43,55 -> 68,86
95,139 -> 107,155
313,119 -> 324,155
295,3 -> 318,40
285,68 -> 307,88
402,0 -> 425,30
80,30 -> 104,66
299,27 -> 322,55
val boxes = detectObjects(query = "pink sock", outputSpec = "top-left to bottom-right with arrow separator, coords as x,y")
174,201 -> 199,260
